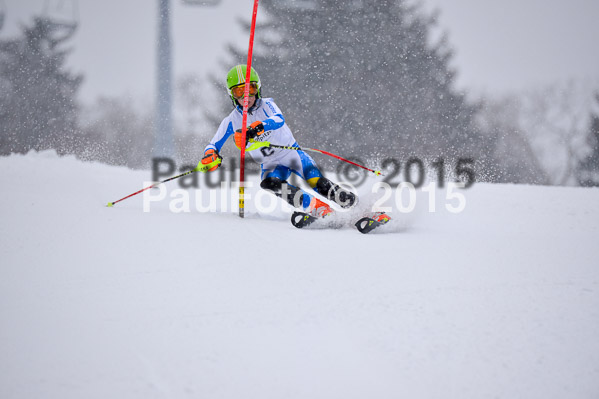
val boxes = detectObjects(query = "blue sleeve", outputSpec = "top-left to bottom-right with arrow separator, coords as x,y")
205,120 -> 235,154
263,114 -> 285,131
261,99 -> 285,131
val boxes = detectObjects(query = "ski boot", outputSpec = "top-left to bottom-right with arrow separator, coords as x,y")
316,177 -> 357,209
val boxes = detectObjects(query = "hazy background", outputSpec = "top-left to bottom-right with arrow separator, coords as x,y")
3,0 -> 598,102
1,0 -> 598,186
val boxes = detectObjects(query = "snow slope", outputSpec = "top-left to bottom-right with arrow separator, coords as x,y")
1,151 -> 598,399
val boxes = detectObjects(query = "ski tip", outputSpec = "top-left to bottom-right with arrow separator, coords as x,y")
106,202 -> 114,208
291,211 -> 317,229
355,212 -> 392,234
355,217 -> 376,234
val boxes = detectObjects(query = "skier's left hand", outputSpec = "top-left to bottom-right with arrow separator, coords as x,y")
246,121 -> 264,138
234,122 -> 265,149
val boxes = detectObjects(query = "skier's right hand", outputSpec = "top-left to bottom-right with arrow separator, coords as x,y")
201,149 -> 221,172
234,128 -> 248,150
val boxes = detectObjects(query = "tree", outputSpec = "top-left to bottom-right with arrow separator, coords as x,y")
78,96 -> 154,169
173,74 -> 217,164
475,81 -> 598,186
221,0 -> 492,171
476,96 -> 549,184
0,17 -> 82,155
576,93 -> 599,187
514,81 -> 594,186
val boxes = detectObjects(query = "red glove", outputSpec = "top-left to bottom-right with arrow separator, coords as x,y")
201,149 -> 221,172
247,121 -> 265,138
234,121 -> 265,150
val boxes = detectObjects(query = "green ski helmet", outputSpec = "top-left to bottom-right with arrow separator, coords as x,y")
226,64 -> 262,104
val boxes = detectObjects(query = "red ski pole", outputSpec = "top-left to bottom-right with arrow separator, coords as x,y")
106,158 -> 221,207
246,140 -> 383,176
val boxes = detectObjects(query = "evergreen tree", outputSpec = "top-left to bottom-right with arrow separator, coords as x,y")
0,17 -> 82,155
223,0 -> 491,168
577,93 -> 599,186
78,96 -> 154,169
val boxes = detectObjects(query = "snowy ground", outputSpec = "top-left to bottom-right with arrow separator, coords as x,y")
1,150 -> 598,399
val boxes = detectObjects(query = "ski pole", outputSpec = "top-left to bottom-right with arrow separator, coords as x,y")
106,157 -> 221,207
247,140 -> 383,176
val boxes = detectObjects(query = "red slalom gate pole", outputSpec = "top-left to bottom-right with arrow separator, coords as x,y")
239,0 -> 260,218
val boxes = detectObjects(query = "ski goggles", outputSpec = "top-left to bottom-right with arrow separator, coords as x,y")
230,82 -> 259,99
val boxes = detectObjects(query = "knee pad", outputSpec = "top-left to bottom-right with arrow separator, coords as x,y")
315,177 -> 357,208
315,177 -> 334,196
306,177 -> 320,189
260,177 -> 283,191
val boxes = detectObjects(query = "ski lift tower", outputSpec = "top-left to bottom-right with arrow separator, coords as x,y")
155,0 -> 221,159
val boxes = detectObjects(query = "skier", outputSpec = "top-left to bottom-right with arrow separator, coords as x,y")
200,64 -> 357,218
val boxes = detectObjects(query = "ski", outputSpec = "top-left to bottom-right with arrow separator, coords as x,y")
354,212 -> 391,234
291,211 -> 318,228
291,211 -> 391,234
290,211 -> 343,229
